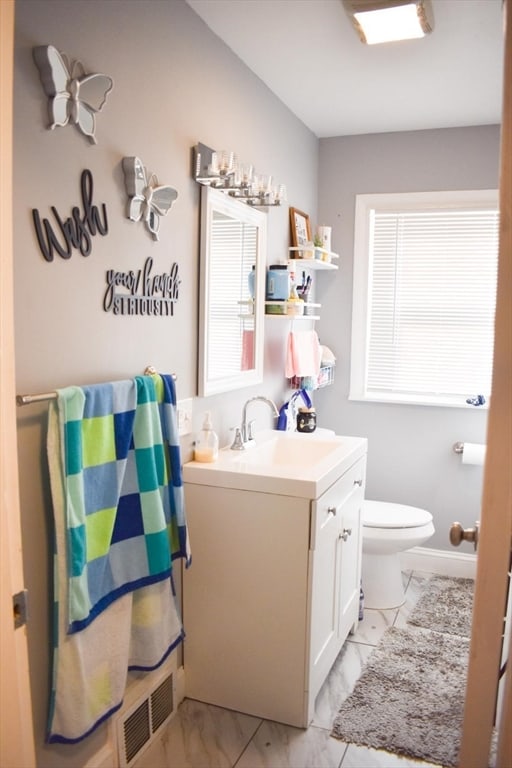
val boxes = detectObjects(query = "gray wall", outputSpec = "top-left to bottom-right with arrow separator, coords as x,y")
316,126 -> 500,551
13,1 -> 317,765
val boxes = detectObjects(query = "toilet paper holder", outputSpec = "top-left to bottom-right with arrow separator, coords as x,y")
453,441 -> 487,466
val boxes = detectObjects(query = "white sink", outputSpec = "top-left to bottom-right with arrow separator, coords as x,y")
232,433 -> 341,467
183,429 -> 367,498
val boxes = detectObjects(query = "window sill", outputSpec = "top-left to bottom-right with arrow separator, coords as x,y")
348,392 -> 490,409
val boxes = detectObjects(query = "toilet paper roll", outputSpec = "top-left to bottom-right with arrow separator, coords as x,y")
462,443 -> 486,466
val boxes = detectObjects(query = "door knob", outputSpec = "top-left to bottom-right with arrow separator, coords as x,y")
449,521 -> 479,550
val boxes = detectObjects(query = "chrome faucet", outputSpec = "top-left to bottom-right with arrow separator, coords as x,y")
241,396 -> 279,444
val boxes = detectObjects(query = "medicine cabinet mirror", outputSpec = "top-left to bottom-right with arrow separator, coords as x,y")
198,186 -> 267,397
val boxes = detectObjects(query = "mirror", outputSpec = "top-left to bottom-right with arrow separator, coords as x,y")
198,186 -> 267,397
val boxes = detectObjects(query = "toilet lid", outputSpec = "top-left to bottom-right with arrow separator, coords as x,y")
363,500 -> 432,529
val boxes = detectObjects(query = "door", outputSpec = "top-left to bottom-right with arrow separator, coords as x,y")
309,486 -> 343,690
337,489 -> 362,642
458,0 -> 512,764
0,2 -> 37,765
309,457 -> 365,702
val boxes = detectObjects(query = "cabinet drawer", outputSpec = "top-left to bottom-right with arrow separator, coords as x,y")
310,457 -> 365,550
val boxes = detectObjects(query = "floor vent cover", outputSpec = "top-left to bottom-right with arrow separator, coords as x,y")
151,673 -> 174,732
123,699 -> 150,765
117,671 -> 174,767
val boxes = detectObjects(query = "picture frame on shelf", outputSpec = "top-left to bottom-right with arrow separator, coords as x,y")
289,207 -> 311,248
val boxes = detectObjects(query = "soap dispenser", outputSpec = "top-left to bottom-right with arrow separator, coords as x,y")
194,411 -> 219,463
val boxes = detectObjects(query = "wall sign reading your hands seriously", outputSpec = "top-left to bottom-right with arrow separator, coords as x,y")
122,157 -> 178,241
33,44 -> 113,145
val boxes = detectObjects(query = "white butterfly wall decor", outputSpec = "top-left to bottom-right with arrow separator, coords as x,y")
122,157 -> 178,241
33,45 -> 113,145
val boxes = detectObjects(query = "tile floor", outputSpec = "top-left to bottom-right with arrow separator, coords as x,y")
134,570 -> 446,768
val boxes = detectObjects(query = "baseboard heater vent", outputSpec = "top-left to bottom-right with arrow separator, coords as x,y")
117,671 -> 175,767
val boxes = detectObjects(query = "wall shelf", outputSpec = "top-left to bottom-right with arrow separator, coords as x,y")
285,247 -> 338,390
265,300 -> 320,319
288,247 -> 339,270
266,315 -> 321,321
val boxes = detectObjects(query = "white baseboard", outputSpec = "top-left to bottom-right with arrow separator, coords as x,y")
400,546 -> 477,578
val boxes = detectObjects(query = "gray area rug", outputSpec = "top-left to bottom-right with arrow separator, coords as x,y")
407,575 -> 475,637
331,626 -> 469,767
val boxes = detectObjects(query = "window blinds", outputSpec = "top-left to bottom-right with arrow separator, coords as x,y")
207,217 -> 256,380
366,207 -> 499,402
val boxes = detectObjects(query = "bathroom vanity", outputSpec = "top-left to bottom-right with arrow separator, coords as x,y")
182,430 -> 367,727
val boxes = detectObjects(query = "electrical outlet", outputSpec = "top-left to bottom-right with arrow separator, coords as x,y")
177,398 -> 193,436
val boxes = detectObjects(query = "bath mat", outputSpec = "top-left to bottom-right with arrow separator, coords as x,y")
331,626 -> 469,767
407,575 -> 474,637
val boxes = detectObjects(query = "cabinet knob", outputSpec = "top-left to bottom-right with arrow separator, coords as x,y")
327,505 -> 337,516
353,479 -> 363,487
340,527 -> 352,541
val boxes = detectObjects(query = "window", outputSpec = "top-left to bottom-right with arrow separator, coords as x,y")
350,190 -> 499,407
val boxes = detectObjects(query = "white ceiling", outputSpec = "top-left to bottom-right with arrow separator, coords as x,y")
185,0 -> 504,138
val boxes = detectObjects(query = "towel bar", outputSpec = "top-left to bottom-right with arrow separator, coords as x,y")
16,368 -> 176,406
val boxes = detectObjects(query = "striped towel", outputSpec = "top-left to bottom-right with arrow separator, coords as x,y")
46,372 -> 190,743
56,373 -> 190,633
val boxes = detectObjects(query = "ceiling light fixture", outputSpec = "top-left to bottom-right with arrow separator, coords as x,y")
343,0 -> 434,45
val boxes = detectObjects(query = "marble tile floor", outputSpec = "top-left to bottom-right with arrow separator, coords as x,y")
134,570 -> 447,768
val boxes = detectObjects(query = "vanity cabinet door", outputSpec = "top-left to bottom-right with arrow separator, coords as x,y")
338,481 -> 363,642
308,490 -> 342,704
308,457 -> 365,709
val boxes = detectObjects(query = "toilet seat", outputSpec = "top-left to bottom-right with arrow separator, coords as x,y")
363,500 -> 432,529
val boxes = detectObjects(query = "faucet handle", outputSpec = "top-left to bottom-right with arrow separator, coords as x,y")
230,427 -> 245,451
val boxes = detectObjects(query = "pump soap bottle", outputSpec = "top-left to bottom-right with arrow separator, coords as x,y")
194,411 -> 219,463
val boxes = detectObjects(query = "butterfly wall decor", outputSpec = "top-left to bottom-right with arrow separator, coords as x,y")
33,44 -> 113,145
122,157 -> 178,241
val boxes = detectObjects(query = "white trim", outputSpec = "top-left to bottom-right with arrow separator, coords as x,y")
354,189 -> 499,213
400,545 -> 477,578
349,392 -> 491,409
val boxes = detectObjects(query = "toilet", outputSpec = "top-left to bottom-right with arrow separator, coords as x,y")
361,500 -> 435,610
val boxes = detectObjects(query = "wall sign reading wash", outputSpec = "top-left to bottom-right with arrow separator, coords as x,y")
32,169 -> 108,261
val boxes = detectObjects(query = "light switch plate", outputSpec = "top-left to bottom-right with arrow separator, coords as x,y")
177,398 -> 193,436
